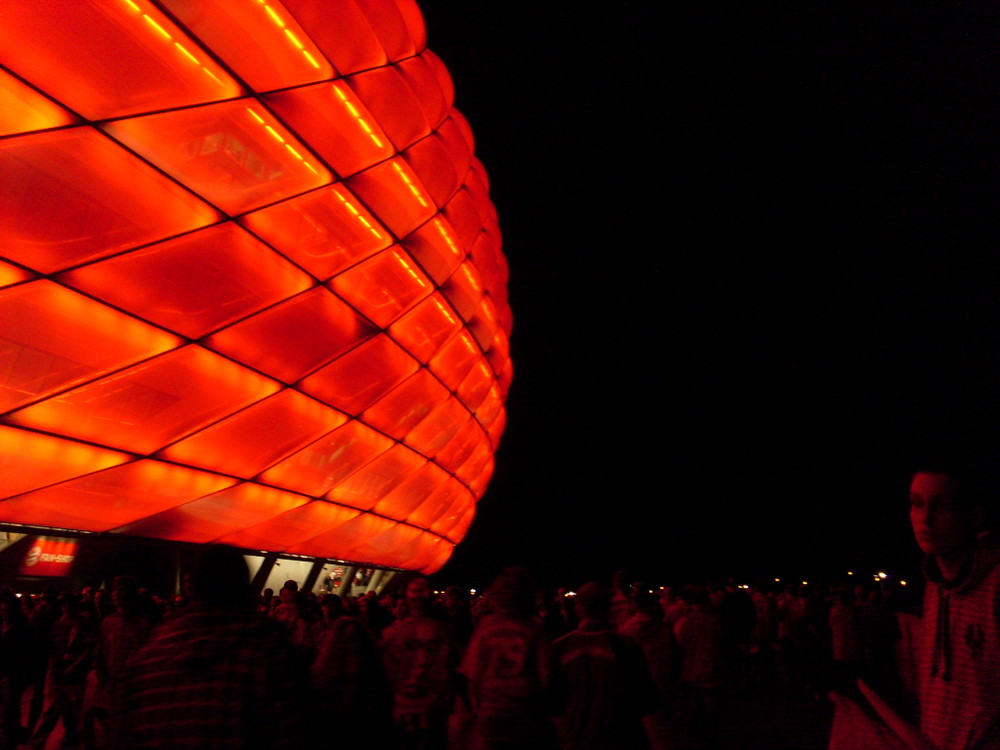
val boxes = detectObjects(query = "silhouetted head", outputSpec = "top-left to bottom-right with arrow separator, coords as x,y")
185,545 -> 250,609
575,581 -> 611,622
485,565 -> 537,619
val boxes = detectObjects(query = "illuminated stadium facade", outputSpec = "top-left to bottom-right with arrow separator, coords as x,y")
0,0 -> 510,590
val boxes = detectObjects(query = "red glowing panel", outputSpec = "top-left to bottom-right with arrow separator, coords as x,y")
219,500 -> 361,552
0,460 -> 236,532
397,56 -> 450,129
403,135 -> 462,211
259,420 -> 393,496
204,287 -> 377,384
456,362 -> 495,413
402,217 -> 465,286
389,293 -> 463,363
436,420 -> 489,475
347,65 -> 430,151
405,398 -> 471,457
0,281 -> 181,413
0,0 -> 240,120
7,346 -> 280,455
330,248 -> 432,328
487,407 -> 507,449
60,223 -> 313,338
442,262 -> 486,322
431,491 -> 475,538
279,0 -> 387,75
475,385 -> 504,429
326,443 -> 426,511
103,100 -> 332,216
160,390 -> 347,479
308,513 -> 406,563
373,461 -> 447,521
457,438 -> 492,484
298,335 -> 419,414
157,0 -> 333,92
347,157 -> 435,237
356,0 -> 419,62
0,425 -> 131,499
241,185 -> 391,281
469,296 -> 501,349
428,332 -> 482,391
0,69 -> 76,137
118,483 -> 312,544
0,262 -> 33,289
0,127 -> 221,274
443,189 -> 487,255
361,369 -> 450,442
264,82 -> 394,178
407,477 -> 469,531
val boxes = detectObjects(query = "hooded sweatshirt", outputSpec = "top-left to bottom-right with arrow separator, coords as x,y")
916,545 -> 1000,750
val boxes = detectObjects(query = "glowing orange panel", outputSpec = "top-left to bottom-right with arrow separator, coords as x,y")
0,69 -> 76,137
0,425 -> 130,499
0,262 -> 34,289
422,536 -> 456,575
405,398 -> 471,457
442,261 -> 486,322
263,82 -> 394,178
0,281 -> 181,413
218,499 -> 361,552
315,513 -> 408,564
397,55 -> 450,132
387,0 -> 427,52
355,0 -> 418,62
60,224 -> 312,339
436,117 -> 474,182
117,483 -> 311,544
423,51 -> 456,120
404,136 -> 462,211
389,293 -> 463,363
374,459 -> 447,522
330,248 -> 432,328
430,491 -> 475,538
436,420 -> 490,475
362,369 -> 451,441
456,362 -> 495,413
457,439 -> 492,484
475,385 -> 504,429
157,0 -> 333,92
407,478 -> 469,531
402,217 -> 466,286
487,328 -> 512,376
0,0 -> 240,120
347,66 -> 429,152
0,127 -> 221,274
103,100 -> 332,216
428,332 -> 482,391
448,504 -> 477,542
487,407 -> 507,450
204,287 -> 376,384
327,443 -> 426,511
279,0 -> 388,75
160,390 -> 347,479
469,297 -> 501,350
259,420 -> 393,496
346,157 -> 436,237
443,189 -> 488,256
7,346 -> 279,455
0,460 -> 235,533
298,335 -> 419,414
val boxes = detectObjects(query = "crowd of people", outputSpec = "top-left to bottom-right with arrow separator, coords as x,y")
0,463 -> 994,750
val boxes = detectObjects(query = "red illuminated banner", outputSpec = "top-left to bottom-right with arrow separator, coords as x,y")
19,537 -> 78,577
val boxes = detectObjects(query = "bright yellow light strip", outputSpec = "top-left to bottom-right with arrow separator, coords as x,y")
434,219 -> 461,256
333,84 -> 385,149
119,0 -> 229,88
332,188 -> 382,240
462,264 -> 481,291
434,298 -> 457,325
260,2 -> 324,72
393,251 -> 427,288
245,107 -> 320,175
392,162 -> 429,208
461,334 -> 477,354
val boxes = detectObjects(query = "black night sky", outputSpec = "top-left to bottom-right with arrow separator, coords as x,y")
419,3 -> 1000,590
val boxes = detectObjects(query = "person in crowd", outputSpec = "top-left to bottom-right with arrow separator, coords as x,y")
828,585 -> 862,697
458,565 -> 554,750
619,589 -> 678,750
549,581 -> 654,750
905,465 -> 1000,750
83,575 -> 156,750
440,585 -> 474,648
114,545 -> 312,750
674,585 -> 726,749
311,594 -> 394,750
380,576 -> 459,750
30,593 -> 96,750
24,590 -> 58,741
0,588 -> 31,750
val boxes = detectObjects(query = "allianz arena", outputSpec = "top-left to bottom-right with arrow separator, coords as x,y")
0,0 -> 510,592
